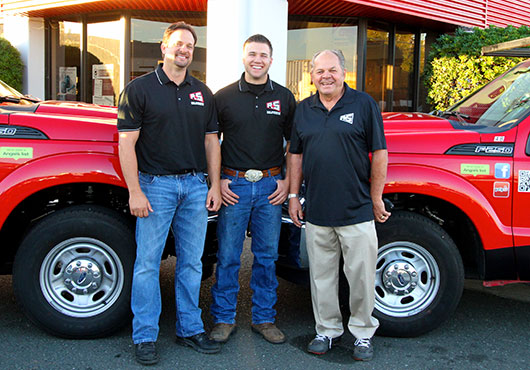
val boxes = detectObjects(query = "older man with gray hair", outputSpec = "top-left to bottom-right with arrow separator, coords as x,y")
288,49 -> 389,361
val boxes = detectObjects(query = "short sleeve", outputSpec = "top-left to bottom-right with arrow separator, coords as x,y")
283,91 -> 297,141
365,96 -> 387,152
289,109 -> 303,154
204,86 -> 219,134
117,81 -> 144,132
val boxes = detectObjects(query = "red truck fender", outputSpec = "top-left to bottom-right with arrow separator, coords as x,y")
0,152 -> 126,228
385,163 -> 512,251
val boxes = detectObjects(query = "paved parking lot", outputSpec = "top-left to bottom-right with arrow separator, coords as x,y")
0,239 -> 529,369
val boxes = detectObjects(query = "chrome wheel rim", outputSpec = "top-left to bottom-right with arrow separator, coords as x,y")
39,237 -> 124,318
375,242 -> 440,317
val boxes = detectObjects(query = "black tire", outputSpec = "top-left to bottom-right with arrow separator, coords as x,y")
373,211 -> 464,337
13,205 -> 135,338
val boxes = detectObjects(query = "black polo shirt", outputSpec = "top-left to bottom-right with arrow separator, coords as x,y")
215,74 -> 296,170
290,84 -> 387,227
117,64 -> 218,175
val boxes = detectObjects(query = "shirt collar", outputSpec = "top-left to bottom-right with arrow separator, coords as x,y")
155,63 -> 193,87
310,82 -> 356,110
238,73 -> 274,93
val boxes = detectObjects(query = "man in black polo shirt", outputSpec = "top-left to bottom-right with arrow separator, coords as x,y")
209,34 -> 296,345
288,49 -> 389,361
117,22 -> 221,365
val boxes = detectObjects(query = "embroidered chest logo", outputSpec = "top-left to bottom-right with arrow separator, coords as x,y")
189,92 -> 204,106
339,113 -> 354,124
266,100 -> 281,115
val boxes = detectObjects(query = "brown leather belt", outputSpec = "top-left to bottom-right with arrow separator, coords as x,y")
222,166 -> 281,178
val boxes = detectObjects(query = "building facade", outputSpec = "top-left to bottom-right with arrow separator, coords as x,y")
1,0 -> 529,112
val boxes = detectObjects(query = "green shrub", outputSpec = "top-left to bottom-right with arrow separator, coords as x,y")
0,37 -> 24,92
426,25 -> 530,111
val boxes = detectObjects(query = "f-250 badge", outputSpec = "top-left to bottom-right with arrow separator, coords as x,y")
0,127 -> 16,136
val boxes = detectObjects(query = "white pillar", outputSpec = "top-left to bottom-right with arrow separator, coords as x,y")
4,16 -> 45,98
206,0 -> 288,93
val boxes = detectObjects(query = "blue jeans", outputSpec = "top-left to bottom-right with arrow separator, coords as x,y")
131,171 -> 208,344
211,172 -> 282,324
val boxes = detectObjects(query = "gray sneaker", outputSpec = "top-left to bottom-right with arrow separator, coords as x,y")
307,334 -> 340,355
353,338 -> 373,361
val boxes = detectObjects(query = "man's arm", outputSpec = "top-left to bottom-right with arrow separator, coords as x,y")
268,142 -> 291,205
371,149 -> 390,223
204,133 -> 222,211
118,131 -> 153,218
288,152 -> 304,227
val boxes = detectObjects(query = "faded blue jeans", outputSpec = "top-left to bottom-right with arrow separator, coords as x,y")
211,172 -> 282,325
131,171 -> 208,344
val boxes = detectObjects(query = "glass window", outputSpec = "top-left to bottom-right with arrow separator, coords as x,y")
287,17 -> 358,101
131,18 -> 207,82
446,60 -> 530,128
418,32 -> 438,112
87,20 -> 122,106
51,21 -> 81,101
393,30 -> 415,112
365,26 -> 389,111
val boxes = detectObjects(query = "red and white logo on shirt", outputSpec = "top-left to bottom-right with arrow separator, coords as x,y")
266,100 -> 281,115
189,92 -> 204,105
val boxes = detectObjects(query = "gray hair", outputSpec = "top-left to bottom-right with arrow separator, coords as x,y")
310,49 -> 345,72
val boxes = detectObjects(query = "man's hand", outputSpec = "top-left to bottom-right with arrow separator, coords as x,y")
268,178 -> 289,205
129,190 -> 153,218
220,178 -> 239,206
289,197 -> 304,227
206,185 -> 222,212
373,198 -> 391,223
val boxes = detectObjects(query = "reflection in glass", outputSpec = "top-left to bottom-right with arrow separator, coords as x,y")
365,27 -> 389,111
131,19 -> 207,82
448,60 -> 530,128
393,30 -> 415,112
87,20 -> 122,105
52,21 -> 81,101
417,32 -> 439,112
287,18 -> 357,101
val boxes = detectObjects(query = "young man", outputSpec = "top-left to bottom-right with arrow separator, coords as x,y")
118,22 -> 222,365
288,49 -> 389,361
210,34 -> 296,344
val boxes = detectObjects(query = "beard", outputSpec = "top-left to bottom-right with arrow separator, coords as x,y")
169,52 -> 192,69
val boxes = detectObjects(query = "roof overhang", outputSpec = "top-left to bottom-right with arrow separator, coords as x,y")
1,0 -> 457,31
482,37 -> 530,57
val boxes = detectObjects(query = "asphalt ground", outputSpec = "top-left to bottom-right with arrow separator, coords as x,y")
0,238 -> 529,369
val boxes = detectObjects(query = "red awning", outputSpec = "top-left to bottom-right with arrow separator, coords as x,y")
2,0 -> 528,30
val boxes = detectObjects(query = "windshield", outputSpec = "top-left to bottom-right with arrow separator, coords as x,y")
0,80 -> 36,106
448,59 -> 530,128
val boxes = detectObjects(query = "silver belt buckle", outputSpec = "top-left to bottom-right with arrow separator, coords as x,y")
244,169 -> 263,182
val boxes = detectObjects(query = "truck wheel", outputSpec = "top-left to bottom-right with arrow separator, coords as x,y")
374,211 -> 464,337
13,205 -> 135,338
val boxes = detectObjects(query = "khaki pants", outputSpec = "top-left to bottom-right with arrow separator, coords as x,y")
306,221 -> 379,339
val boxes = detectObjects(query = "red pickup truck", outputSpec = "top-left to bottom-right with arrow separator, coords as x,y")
1,59 -> 529,338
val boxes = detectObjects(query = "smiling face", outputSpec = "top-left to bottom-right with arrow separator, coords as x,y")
161,29 -> 195,70
243,42 -> 273,84
311,51 -> 345,100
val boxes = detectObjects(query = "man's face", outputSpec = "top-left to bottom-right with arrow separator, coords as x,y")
311,51 -> 345,98
161,29 -> 195,70
243,42 -> 272,83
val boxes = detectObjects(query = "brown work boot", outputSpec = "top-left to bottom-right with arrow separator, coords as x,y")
209,323 -> 237,343
251,323 -> 286,344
